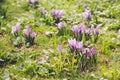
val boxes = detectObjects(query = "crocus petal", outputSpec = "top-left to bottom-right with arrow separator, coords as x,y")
52,10 -> 64,19
56,22 -> 63,30
23,26 -> 30,38
28,0 -> 31,3
118,29 -> 120,35
31,0 -> 34,3
40,7 -> 44,15
83,9 -> 91,20
32,32 -> 37,39
77,41 -> 83,52
68,39 -> 77,51
72,25 -> 79,35
57,45 -> 62,52
96,26 -> 99,35
57,10 -> 63,19
79,25 -> 86,34
87,28 -> 91,35
35,0 -> 38,4
28,0 -> 34,4
12,26 -> 17,34
91,47 -> 95,56
84,48 -> 90,56
52,9 -> 55,17
91,25 -> 94,35
16,23 -> 20,33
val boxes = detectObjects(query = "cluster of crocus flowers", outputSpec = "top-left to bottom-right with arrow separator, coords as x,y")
90,25 -> 100,43
28,0 -> 38,4
52,9 -> 64,20
82,9 -> 91,20
23,26 -> 37,45
68,38 -> 96,57
11,23 -> 20,36
68,38 -> 96,70
71,25 -> 86,41
84,47 -> 96,57
72,24 -> 100,42
72,25 -> 86,36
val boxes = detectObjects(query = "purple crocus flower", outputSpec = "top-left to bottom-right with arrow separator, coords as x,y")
72,25 -> 79,36
96,26 -> 99,35
28,0 -> 31,3
52,9 -> 55,17
56,22 -> 63,30
40,7 -> 44,15
16,23 -> 20,33
79,27 -> 83,34
86,9 -> 91,18
23,26 -> 31,38
84,48 -> 90,56
79,25 -> 86,34
87,28 -> 91,35
57,10 -> 64,19
11,23 -> 20,34
57,45 -> 62,52
52,10 -> 64,19
35,0 -> 38,4
91,25 -> 94,35
32,32 -> 36,39
12,26 -> 17,34
82,9 -> 91,20
118,29 -> 120,35
68,39 -> 77,51
77,41 -> 83,53
28,0 -> 34,4
91,47 -> 95,56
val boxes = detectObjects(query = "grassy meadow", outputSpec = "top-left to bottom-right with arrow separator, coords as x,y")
0,0 -> 120,80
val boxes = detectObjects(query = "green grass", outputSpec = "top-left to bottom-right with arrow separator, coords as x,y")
0,0 -> 120,80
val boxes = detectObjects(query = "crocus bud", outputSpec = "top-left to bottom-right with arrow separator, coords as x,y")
16,23 -> 20,33
84,4 -> 87,9
32,32 -> 36,39
52,9 -> 56,17
96,26 -> 99,35
91,47 -> 95,56
23,26 -> 30,38
87,28 -> 91,35
84,48 -> 90,56
91,25 -> 94,35
56,22 -> 63,30
72,25 -> 79,36
68,39 -> 77,51
77,41 -> 83,53
40,7 -> 44,15
118,29 -> 120,35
